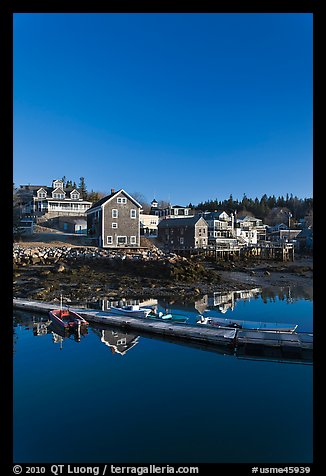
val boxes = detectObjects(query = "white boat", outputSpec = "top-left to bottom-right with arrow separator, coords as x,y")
197,315 -> 298,333
108,304 -> 153,318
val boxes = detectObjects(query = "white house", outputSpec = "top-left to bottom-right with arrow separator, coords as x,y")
18,179 -> 92,218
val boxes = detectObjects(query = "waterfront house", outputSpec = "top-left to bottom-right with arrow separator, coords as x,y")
202,211 -> 233,240
235,215 -> 267,243
150,199 -> 192,218
296,227 -> 313,252
17,179 -> 92,219
158,216 -> 208,249
86,189 -> 141,248
140,213 -> 159,236
267,227 -> 301,244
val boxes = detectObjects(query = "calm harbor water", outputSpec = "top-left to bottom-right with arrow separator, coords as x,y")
13,285 -> 313,463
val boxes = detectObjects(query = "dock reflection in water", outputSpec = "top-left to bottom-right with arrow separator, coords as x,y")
15,310 -> 312,365
13,285 -> 313,463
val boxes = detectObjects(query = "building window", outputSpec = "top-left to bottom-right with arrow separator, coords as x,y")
130,209 -> 137,219
71,194 -> 79,200
117,197 -> 127,204
180,237 -> 184,245
185,209 -> 189,215
117,236 -> 127,245
107,236 -> 113,244
112,223 -> 118,228
117,338 -> 127,346
112,209 -> 118,218
130,236 -> 136,244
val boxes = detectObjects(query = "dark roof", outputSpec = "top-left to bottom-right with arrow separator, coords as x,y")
203,211 -> 230,220
158,216 -> 207,228
87,189 -> 142,212
20,185 -> 80,195
297,228 -> 313,238
87,192 -> 116,211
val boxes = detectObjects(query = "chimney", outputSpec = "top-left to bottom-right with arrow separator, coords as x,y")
111,188 -> 115,194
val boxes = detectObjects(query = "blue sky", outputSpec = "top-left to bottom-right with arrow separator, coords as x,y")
13,13 -> 313,206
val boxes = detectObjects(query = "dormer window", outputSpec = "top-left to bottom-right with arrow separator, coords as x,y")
37,188 -> 47,199
52,187 -> 65,200
52,180 -> 64,189
70,189 -> 80,200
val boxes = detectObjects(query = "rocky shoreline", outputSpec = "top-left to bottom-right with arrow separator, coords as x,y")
13,243 -> 313,305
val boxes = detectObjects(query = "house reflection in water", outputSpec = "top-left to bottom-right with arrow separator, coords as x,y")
100,298 -> 158,312
93,328 -> 140,356
195,288 -> 262,314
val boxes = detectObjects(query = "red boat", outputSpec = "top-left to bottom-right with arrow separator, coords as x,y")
49,308 -> 89,330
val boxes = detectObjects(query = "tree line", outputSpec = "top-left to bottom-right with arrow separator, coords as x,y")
60,176 -> 106,203
193,193 -> 313,226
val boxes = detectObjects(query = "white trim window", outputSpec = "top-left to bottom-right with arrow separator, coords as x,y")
112,209 -> 118,218
112,223 -> 118,228
117,197 -> 127,204
180,237 -> 184,245
130,236 -> 136,244
53,181 -> 63,188
107,236 -> 113,244
117,338 -> 127,345
117,236 -> 127,245
130,209 -> 137,219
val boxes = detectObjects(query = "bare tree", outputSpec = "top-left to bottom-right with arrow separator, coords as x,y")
158,199 -> 170,209
131,192 -> 151,213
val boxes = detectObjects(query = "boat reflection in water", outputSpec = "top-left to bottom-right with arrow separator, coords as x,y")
14,283 -> 312,364
30,314 -> 88,349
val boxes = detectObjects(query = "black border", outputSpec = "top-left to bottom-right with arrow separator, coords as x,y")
2,1 -> 321,474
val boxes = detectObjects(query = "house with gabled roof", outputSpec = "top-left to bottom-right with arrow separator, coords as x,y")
17,179 -> 92,218
149,198 -> 192,218
158,216 -> 208,249
86,188 -> 141,248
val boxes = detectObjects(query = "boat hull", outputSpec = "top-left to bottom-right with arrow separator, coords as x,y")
197,316 -> 297,333
108,307 -> 152,318
49,309 -> 89,329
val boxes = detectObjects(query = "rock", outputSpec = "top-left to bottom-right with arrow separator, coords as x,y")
56,264 -> 65,273
40,270 -> 51,276
264,270 -> 271,276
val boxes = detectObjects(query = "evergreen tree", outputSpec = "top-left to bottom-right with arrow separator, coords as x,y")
78,177 -> 88,200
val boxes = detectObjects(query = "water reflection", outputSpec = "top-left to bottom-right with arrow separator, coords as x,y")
14,311 -> 88,351
13,310 -> 312,364
90,285 -> 312,318
92,326 -> 139,355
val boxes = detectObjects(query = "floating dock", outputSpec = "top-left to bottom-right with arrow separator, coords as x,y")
13,298 -> 236,348
13,298 -> 312,357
